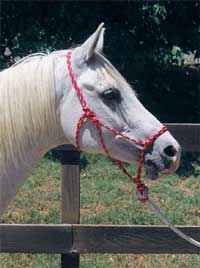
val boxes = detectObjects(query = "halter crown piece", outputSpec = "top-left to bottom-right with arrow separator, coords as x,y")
66,50 -> 167,202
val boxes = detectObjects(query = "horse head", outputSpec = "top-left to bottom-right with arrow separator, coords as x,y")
56,23 -> 181,180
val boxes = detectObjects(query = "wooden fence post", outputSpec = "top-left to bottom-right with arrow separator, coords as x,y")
59,145 -> 80,268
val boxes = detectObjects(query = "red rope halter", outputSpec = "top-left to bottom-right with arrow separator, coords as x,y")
66,51 -> 167,202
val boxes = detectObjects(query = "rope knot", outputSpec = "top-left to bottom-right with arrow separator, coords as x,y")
142,139 -> 153,149
83,108 -> 100,125
83,107 -> 93,117
136,184 -> 149,202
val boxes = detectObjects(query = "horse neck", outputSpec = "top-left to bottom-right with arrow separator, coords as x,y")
0,55 -> 70,215
0,113 -> 68,217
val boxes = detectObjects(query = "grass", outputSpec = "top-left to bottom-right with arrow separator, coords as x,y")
1,154 -> 200,267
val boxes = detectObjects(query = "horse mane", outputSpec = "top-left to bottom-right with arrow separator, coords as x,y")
0,48 -> 131,175
11,52 -> 47,67
0,53 -> 62,174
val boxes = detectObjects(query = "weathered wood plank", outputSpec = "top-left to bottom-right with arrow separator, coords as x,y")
60,147 -> 80,267
166,124 -> 200,152
56,144 -> 78,152
73,224 -> 200,254
1,224 -> 200,254
61,165 -> 80,223
61,253 -> 80,268
0,224 -> 72,253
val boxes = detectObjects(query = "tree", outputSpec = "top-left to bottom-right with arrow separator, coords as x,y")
1,1 -> 200,122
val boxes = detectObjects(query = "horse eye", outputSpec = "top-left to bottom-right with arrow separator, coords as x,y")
101,88 -> 121,103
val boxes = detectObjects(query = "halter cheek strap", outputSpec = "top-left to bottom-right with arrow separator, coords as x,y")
66,50 -> 167,202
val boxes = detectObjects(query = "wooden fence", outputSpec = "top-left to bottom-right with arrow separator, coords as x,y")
1,124 -> 200,267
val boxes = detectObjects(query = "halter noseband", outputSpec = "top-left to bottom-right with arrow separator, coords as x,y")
66,50 -> 167,202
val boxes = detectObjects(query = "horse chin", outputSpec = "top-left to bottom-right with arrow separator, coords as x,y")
144,156 -> 166,180
144,158 -> 178,180
144,153 -> 180,180
145,162 -> 160,180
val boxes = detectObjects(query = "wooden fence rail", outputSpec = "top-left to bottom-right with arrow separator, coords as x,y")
1,224 -> 200,254
166,123 -> 200,151
1,124 -> 200,267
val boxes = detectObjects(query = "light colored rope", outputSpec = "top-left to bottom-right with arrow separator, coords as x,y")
147,198 -> 200,249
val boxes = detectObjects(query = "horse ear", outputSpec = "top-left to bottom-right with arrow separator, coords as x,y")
73,23 -> 105,65
96,27 -> 105,53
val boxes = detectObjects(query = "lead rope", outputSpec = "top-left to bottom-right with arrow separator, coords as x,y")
66,51 -> 200,249
148,199 -> 200,248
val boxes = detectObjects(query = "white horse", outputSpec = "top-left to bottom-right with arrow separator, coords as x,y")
0,24 -> 181,216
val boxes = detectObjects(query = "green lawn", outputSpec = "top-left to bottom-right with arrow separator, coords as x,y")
1,154 -> 200,268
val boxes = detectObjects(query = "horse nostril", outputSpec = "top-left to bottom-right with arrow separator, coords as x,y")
163,145 -> 177,158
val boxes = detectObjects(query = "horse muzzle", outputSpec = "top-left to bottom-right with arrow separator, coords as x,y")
144,132 -> 181,180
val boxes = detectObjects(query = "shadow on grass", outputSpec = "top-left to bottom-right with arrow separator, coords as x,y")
176,152 -> 200,178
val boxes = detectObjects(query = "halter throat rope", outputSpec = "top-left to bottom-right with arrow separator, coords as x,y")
66,50 -> 167,202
